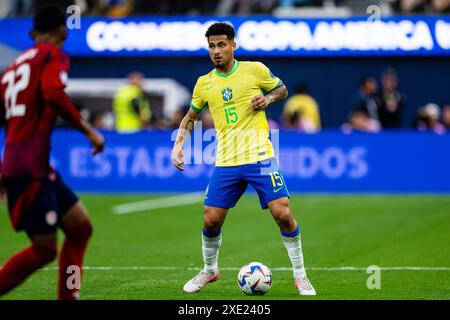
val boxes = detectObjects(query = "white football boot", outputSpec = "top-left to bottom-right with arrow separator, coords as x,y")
295,277 -> 317,296
183,270 -> 220,293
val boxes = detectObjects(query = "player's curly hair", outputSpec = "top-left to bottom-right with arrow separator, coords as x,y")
205,23 -> 235,40
33,4 -> 66,33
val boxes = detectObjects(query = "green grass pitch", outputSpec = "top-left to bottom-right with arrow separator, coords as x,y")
1,194 -> 449,300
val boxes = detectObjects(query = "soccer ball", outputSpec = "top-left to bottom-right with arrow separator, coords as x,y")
237,262 -> 272,295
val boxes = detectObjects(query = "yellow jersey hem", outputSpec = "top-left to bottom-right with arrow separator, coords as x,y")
214,154 -> 274,167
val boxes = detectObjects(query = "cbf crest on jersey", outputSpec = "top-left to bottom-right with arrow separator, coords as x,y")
221,87 -> 233,101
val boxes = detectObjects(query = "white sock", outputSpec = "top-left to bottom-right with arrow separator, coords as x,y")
202,229 -> 222,274
281,225 -> 306,279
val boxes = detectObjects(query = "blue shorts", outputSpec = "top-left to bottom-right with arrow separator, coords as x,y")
204,158 -> 290,209
3,172 -> 79,236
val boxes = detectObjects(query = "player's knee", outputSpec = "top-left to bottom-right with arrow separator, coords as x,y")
203,210 -> 222,232
80,219 -> 93,241
273,205 -> 294,228
203,217 -> 222,232
77,219 -> 93,242
65,219 -> 93,245
32,243 -> 58,263
277,210 -> 292,226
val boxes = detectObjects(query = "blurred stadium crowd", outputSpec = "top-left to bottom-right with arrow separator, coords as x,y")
1,0 -> 449,134
1,0 -> 449,17
339,68 -> 450,134
78,67 -> 450,134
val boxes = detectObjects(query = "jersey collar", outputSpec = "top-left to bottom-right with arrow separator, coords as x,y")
214,60 -> 239,78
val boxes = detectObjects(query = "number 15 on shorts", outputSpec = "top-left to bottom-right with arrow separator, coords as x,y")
269,171 -> 284,187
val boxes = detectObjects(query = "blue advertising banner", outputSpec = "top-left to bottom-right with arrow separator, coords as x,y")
0,16 -> 449,57
2,130 -> 446,193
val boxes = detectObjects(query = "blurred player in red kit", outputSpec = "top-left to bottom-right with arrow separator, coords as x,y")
0,5 -> 104,300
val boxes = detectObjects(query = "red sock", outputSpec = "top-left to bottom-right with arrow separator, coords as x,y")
0,243 -> 57,296
58,220 -> 93,300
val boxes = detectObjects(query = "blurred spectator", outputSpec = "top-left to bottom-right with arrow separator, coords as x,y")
431,0 -> 450,12
94,0 -> 133,17
401,0 -> 427,12
388,0 -> 427,13
378,67 -> 406,129
113,71 -> 151,133
414,103 -> 445,133
351,75 -> 382,128
248,0 -> 278,14
386,0 -> 450,13
282,83 -> 321,132
215,0 -> 280,15
135,0 -> 218,15
89,110 -> 114,130
280,0 -> 315,7
168,108 -> 184,129
341,110 -> 381,133
279,0 -> 344,8
0,0 -> 33,17
283,110 -> 300,129
149,103 -> 168,129
0,0 -> 78,17
441,105 -> 450,129
3,0 -> 446,16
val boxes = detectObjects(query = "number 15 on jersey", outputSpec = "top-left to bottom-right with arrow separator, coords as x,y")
224,106 -> 238,125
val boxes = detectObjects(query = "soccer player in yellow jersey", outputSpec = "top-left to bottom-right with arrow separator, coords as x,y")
171,23 -> 316,296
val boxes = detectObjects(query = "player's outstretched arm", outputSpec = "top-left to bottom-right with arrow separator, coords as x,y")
79,118 -> 105,155
42,86 -> 105,155
171,108 -> 201,171
250,85 -> 288,111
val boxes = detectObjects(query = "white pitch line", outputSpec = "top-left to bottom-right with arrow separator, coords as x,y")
39,266 -> 450,271
112,192 -> 204,215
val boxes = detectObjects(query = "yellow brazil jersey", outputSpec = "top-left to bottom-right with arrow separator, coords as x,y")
190,60 -> 283,166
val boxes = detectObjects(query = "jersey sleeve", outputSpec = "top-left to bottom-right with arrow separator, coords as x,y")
40,49 -> 81,126
254,62 -> 284,93
190,78 -> 208,113
0,86 -> 4,127
41,49 -> 68,90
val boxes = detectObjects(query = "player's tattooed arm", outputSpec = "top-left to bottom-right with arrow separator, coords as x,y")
266,84 -> 288,105
251,85 -> 288,111
185,119 -> 195,133
175,108 -> 200,145
172,108 -> 201,171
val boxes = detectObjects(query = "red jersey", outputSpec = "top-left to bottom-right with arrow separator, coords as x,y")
0,42 -> 82,178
